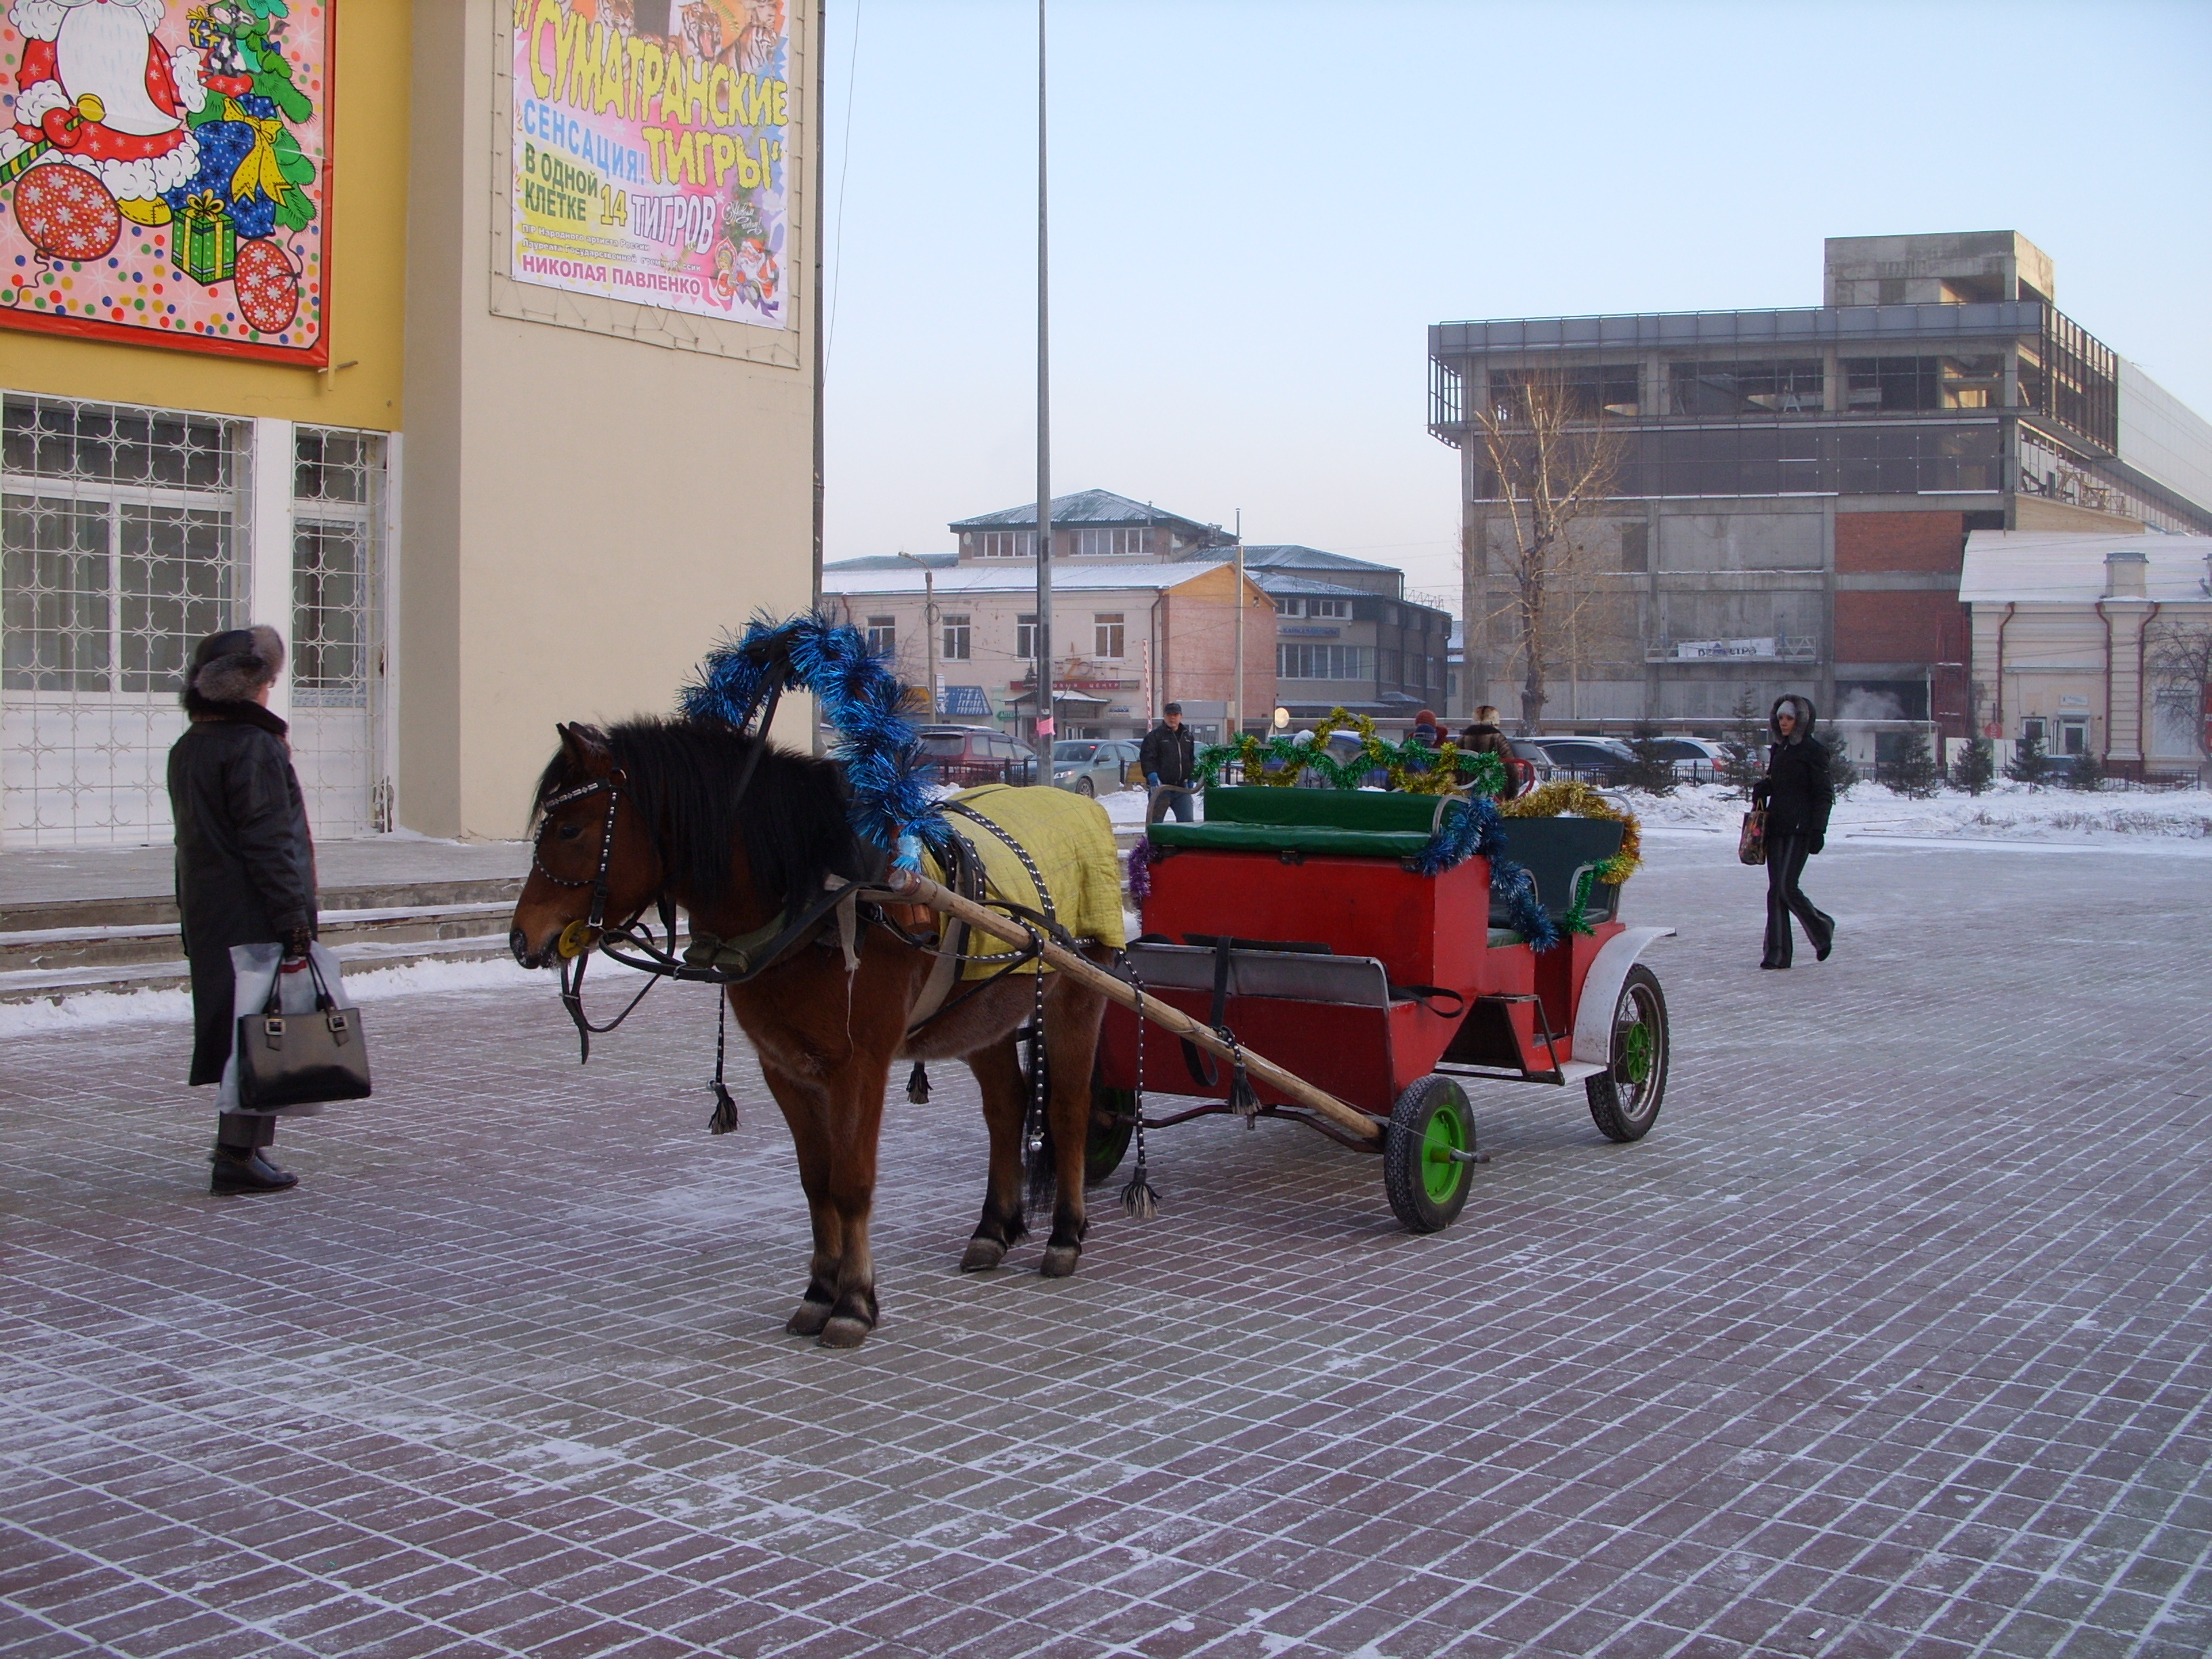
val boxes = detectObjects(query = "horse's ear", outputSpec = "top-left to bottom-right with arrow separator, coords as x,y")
558,722 -> 610,767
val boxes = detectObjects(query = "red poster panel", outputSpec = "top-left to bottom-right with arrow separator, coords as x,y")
1,0 -> 332,365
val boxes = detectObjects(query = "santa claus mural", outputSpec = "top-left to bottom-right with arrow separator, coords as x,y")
3,0 -> 209,226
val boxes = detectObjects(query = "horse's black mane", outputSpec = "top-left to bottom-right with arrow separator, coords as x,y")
533,718 -> 873,918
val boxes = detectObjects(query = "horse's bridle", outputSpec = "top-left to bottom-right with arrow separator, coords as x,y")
532,771 -> 628,961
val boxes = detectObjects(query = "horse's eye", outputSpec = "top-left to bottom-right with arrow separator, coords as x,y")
557,821 -> 584,841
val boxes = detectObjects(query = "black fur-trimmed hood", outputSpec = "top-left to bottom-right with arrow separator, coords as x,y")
1769,695 -> 1818,746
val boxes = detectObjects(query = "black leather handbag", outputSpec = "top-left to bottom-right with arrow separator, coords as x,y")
236,954 -> 373,1109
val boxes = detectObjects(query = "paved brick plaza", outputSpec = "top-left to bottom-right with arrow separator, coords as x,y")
3,832 -> 2209,1659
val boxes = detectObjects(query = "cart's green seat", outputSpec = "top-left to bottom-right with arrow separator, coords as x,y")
1146,787 -> 1445,858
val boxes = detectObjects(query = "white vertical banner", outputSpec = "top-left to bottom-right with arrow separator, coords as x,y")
249,417 -> 296,724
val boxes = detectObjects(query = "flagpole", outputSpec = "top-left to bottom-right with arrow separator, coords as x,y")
1031,0 -> 1054,769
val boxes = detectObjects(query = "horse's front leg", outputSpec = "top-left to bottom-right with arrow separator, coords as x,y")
758,1053 -> 844,1336
815,1057 -> 891,1347
960,1033 -> 1031,1272
1039,968 -> 1109,1279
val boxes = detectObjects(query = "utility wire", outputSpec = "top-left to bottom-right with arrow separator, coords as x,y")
823,0 -> 863,380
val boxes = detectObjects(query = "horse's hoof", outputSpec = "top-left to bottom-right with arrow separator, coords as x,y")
1040,1244 -> 1081,1279
785,1300 -> 833,1336
960,1237 -> 1007,1273
818,1315 -> 872,1349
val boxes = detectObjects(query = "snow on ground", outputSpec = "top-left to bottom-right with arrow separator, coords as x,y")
1628,779 -> 2212,842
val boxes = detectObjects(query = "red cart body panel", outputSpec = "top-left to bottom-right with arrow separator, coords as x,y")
1100,842 -> 1624,1111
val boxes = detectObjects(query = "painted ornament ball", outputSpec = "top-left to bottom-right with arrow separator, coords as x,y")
234,238 -> 300,334
12,164 -> 121,262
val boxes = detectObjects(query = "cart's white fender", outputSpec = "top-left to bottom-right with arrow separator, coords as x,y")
1570,926 -> 1676,1074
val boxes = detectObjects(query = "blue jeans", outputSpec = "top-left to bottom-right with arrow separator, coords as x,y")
1149,788 -> 1194,825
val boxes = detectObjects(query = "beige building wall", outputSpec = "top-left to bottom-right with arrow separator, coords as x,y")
402,0 -> 820,838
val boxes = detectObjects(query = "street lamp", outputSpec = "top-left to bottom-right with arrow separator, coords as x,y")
896,550 -> 936,720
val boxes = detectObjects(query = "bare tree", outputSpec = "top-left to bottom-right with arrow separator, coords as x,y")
2146,619 -> 2212,771
1467,369 -> 1626,730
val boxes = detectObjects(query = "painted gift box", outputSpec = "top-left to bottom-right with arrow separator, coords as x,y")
174,192 -> 236,285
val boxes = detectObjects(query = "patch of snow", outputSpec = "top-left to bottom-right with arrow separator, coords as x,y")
1621,781 -> 2212,843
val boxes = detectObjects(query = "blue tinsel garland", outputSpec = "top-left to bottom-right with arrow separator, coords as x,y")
1414,796 -> 1561,951
678,612 -> 954,873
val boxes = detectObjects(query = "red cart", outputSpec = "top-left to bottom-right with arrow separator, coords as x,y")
1094,787 -> 1673,1231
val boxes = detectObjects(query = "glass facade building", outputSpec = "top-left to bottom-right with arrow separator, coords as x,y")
1431,237 -> 2212,735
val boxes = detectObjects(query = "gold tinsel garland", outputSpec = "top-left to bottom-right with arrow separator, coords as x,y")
1500,779 -> 1642,886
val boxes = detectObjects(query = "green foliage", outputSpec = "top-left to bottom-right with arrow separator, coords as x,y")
1820,731 -> 1858,794
1718,688 -> 1764,800
248,30 -> 315,124
1887,730 -> 1943,799
2062,746 -> 2105,792
1621,724 -> 1679,796
1951,736 -> 1995,796
2005,733 -> 2053,788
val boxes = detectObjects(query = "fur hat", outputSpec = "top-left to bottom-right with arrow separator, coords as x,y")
185,626 -> 285,705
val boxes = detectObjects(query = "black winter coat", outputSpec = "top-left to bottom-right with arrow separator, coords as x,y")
167,697 -> 319,1085
1139,722 -> 1197,787
1753,694 -> 1834,845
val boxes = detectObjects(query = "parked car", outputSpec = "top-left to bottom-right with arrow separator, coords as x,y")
1050,739 -> 1141,796
915,726 -> 1038,786
1506,739 -> 1555,784
1640,735 -> 1730,783
1530,735 -> 1637,785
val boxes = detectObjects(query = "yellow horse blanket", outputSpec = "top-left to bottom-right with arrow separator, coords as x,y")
925,783 -> 1126,977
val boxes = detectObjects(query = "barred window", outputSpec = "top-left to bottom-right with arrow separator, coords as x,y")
2,396 -> 242,695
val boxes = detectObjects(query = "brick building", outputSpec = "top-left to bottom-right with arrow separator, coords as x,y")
1431,230 -> 2212,735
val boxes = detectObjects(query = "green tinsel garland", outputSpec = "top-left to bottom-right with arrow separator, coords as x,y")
1195,708 -> 1507,797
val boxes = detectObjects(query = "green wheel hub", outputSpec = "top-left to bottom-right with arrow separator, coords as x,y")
1620,1019 -> 1654,1086
1420,1096 -> 1470,1202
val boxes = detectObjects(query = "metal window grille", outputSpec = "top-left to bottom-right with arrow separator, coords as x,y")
290,426 -> 389,836
2,394 -> 247,845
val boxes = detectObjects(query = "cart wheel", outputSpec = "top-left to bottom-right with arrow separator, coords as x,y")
1383,1075 -> 1476,1233
1586,964 -> 1668,1143
1084,1069 -> 1136,1187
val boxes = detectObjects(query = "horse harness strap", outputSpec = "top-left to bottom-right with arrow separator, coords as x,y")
901,806 -> 1061,1039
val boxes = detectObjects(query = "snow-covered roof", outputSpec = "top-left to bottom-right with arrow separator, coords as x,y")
1250,572 -> 1372,598
1959,531 -> 2212,605
950,489 -> 1221,534
1240,544 -> 1397,574
821,559 -> 1244,598
821,552 -> 956,571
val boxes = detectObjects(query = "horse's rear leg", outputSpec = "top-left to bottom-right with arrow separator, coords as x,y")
1039,972 -> 1109,1279
960,1035 -> 1030,1272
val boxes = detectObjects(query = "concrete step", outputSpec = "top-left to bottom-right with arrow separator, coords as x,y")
0,931 -> 530,1004
0,875 -> 524,935
0,875 -> 532,1001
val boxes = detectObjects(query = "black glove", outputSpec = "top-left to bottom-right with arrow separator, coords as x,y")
283,925 -> 314,960
1809,834 -> 1824,855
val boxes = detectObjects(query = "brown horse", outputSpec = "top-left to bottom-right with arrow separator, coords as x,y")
508,718 -> 1113,1348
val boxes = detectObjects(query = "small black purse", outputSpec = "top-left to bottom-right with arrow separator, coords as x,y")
236,954 -> 373,1109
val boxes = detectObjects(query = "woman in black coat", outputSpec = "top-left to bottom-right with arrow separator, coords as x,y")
1750,694 -> 1835,969
167,627 -> 319,1192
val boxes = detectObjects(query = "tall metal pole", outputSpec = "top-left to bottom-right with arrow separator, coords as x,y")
1031,0 -> 1054,768
1232,508 -> 1244,737
898,551 -> 935,720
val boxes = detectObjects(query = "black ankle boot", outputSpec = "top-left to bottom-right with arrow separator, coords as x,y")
211,1144 -> 298,1193
1812,916 -> 1836,961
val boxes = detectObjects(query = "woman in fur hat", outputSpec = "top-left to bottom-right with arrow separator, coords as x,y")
167,626 -> 319,1193
1750,694 -> 1835,969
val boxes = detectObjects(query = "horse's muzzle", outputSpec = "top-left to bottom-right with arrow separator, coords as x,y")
510,927 -> 546,969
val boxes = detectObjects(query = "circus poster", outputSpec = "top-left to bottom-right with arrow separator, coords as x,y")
510,0 -> 790,330
0,0 -> 331,364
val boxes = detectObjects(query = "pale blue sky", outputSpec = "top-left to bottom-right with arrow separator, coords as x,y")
818,1 -> 2212,606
